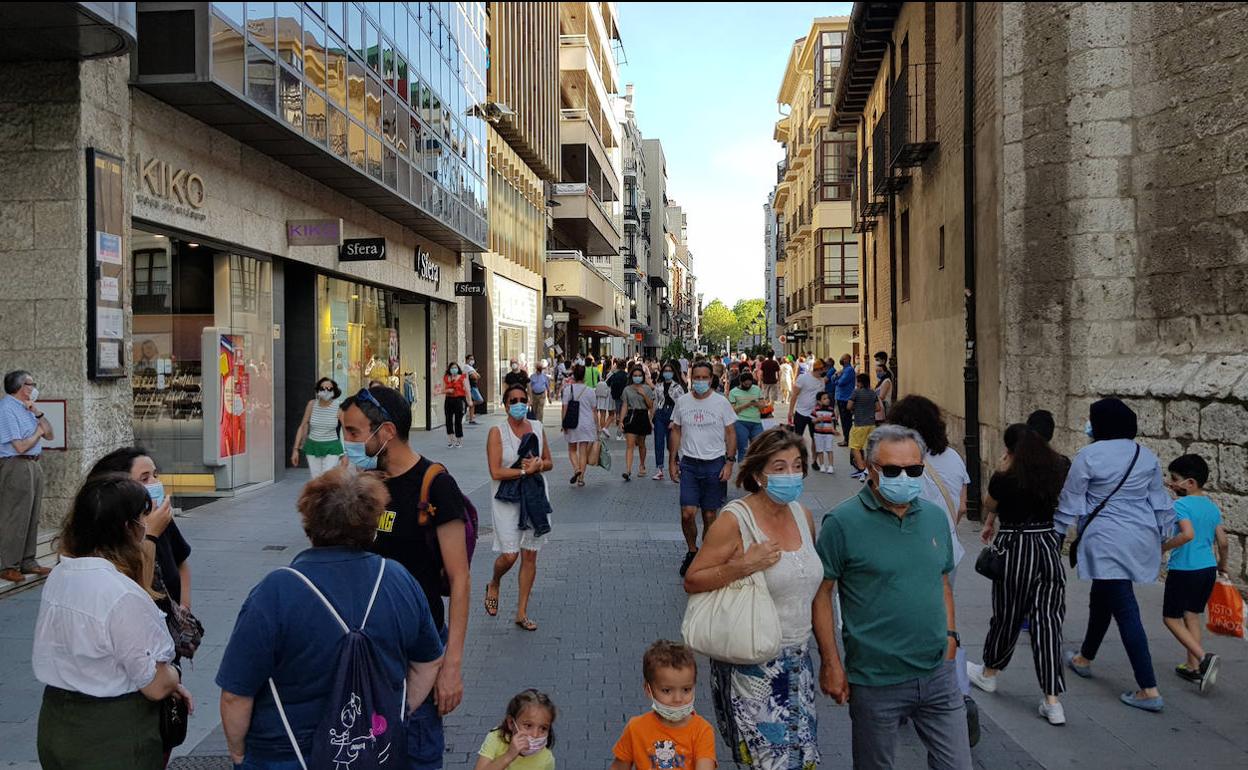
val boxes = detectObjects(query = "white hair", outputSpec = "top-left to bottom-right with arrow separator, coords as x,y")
865,424 -> 927,464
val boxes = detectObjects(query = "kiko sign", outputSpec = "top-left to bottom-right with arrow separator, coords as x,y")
287,218 -> 343,246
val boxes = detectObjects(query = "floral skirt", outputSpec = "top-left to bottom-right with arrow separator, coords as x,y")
710,642 -> 819,770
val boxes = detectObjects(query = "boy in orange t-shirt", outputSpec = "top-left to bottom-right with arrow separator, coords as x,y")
611,640 -> 716,770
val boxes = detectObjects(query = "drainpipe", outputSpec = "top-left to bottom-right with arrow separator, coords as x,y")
962,0 -> 982,521
859,123 -> 869,363
886,40 -> 899,390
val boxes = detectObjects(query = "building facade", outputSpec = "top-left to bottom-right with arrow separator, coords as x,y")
763,194 -> 785,352
834,2 -> 1248,578
641,137 -> 671,353
0,1 -> 487,519
773,18 -> 859,363
619,84 -> 654,357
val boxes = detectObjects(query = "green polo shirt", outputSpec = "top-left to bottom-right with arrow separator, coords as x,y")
816,486 -> 954,687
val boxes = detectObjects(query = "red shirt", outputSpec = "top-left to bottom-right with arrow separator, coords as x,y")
443,375 -> 467,399
760,359 -> 781,384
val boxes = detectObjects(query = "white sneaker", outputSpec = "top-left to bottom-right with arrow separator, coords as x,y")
1039,700 -> 1066,725
966,662 -> 997,694
826,466 -> 835,475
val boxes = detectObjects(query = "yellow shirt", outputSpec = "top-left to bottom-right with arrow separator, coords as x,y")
478,730 -> 555,769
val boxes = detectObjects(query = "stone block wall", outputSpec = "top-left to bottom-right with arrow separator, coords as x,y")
1000,3 -> 1248,580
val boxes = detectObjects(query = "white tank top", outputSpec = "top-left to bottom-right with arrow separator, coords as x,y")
490,420 -> 547,500
732,499 -> 823,646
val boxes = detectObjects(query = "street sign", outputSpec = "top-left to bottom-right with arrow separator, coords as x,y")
454,281 -> 485,296
788,330 -> 810,341
339,237 -> 386,261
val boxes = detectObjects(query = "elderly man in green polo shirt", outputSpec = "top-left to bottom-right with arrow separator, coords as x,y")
816,424 -> 972,770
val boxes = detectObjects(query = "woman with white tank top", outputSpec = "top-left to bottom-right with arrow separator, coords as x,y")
683,427 -> 833,770
290,377 -> 344,477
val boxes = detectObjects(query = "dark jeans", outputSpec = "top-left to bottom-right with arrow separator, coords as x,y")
653,408 -> 672,467
837,399 -> 854,444
407,624 -> 450,769
733,420 -> 765,462
1080,578 -> 1157,690
848,662 -> 972,770
444,396 -> 465,438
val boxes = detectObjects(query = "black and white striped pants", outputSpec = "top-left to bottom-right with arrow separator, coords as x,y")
982,525 -> 1067,696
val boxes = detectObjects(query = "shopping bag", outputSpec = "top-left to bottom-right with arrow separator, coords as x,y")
1206,576 -> 1246,638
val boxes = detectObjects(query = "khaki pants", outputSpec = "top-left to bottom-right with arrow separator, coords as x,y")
0,457 -> 43,571
761,383 -> 780,402
531,391 -> 547,422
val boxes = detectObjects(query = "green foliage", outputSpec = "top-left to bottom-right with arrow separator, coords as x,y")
699,299 -> 738,346
661,339 -> 687,362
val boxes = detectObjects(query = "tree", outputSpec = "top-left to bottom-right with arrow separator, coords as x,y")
732,298 -> 768,350
699,299 -> 738,349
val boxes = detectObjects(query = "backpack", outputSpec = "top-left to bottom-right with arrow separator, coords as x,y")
561,385 -> 581,430
270,562 -> 406,770
416,463 -> 478,596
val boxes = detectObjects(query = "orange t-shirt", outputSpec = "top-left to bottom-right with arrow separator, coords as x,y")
612,711 -> 716,769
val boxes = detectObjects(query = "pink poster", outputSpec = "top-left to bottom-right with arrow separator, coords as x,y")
219,335 -> 248,457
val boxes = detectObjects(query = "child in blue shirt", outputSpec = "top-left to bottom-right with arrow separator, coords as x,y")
1161,453 -> 1229,693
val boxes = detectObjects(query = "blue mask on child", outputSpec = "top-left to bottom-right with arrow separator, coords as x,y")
508,403 -> 529,420
765,473 -> 804,504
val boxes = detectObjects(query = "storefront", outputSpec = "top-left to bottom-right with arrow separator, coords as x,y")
490,274 -> 539,399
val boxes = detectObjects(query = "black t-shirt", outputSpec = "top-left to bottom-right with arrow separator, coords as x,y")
987,471 -> 1059,526
607,370 -> 630,400
760,359 -> 780,384
154,522 -> 192,606
373,458 -> 467,629
504,370 -> 529,389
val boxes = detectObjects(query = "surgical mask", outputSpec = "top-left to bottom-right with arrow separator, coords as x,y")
508,403 -> 529,420
450,367 -> 460,375
691,380 -> 710,395
343,427 -> 388,471
765,473 -> 803,504
145,481 -> 166,510
663,371 -> 674,381
1084,420 -> 1094,438
651,699 -> 695,723
874,466 -> 923,505
632,375 -> 643,384
29,387 -> 39,402
511,363 -> 519,371
519,734 -> 547,757
317,389 -> 334,401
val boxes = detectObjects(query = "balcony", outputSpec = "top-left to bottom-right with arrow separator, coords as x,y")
624,204 -> 639,222
648,256 -> 668,289
551,182 -> 621,255
872,115 -> 909,196
889,63 -> 939,168
546,250 -> 629,336
561,108 -> 617,194
776,158 -> 789,184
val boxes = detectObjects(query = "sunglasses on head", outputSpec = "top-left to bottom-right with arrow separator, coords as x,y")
876,464 -> 925,478
354,388 -> 393,422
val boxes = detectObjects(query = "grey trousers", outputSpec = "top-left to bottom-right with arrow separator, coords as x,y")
0,457 -> 43,571
849,660 -> 973,770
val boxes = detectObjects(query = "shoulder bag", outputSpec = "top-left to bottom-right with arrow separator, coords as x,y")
1069,444 -> 1140,568
681,500 -> 782,665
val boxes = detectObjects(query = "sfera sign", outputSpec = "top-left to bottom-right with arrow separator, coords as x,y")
340,237 -> 386,261
415,248 -> 440,288
454,281 -> 485,296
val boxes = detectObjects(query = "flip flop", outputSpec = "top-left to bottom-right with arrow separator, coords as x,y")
515,617 -> 538,632
484,585 -> 499,617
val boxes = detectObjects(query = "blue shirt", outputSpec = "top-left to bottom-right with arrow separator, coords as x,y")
832,365 -> 856,401
1054,440 -> 1175,582
530,372 -> 549,394
0,395 -> 40,457
216,548 -> 443,761
1169,496 -> 1222,572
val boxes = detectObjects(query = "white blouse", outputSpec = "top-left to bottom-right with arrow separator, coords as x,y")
33,556 -> 175,697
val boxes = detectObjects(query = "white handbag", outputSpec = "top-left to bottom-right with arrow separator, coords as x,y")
680,499 -> 782,665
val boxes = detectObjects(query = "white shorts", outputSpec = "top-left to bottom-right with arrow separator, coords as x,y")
814,433 -> 836,452
491,500 -> 550,554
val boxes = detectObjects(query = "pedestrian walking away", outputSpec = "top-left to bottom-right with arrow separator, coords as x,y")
339,385 -> 471,766
669,361 -> 737,577
1058,398 -> 1174,713
290,377 -> 345,477
475,689 -> 557,770
727,370 -> 765,462
786,358 -> 826,471
484,383 -> 554,632
594,367 -> 614,435
561,365 -> 598,487
33,474 -> 191,770
620,366 -> 655,481
847,374 -> 879,479
759,350 -> 781,404
969,423 -> 1069,725
606,360 -> 631,440
684,427 -> 832,770
444,363 -> 470,447
651,361 -> 686,481
528,360 -> 551,423
0,370 -> 53,584
816,425 -> 972,770
832,355 -> 856,447
216,467 -> 444,770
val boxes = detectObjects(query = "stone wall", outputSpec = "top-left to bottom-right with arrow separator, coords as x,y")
1001,2 -> 1248,579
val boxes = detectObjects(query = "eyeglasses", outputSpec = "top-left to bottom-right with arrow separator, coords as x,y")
506,397 -> 528,405
354,388 -> 393,422
875,464 -> 926,479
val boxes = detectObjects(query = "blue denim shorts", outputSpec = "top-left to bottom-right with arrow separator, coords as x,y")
679,456 -> 727,512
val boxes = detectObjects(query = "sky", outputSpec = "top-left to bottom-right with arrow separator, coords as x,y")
616,2 -> 853,307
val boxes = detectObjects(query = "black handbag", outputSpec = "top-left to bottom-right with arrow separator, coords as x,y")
1069,445 -> 1140,568
159,692 -> 188,751
975,543 -> 1007,581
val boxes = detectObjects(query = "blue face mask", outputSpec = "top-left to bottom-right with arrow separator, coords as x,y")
1084,420 -> 1094,438
765,473 -> 804,504
450,367 -> 460,375
508,403 -> 529,420
874,466 -> 923,505
632,375 -> 644,384
663,371 -> 674,381
343,427 -> 388,471
692,380 -> 711,395
145,481 -> 166,510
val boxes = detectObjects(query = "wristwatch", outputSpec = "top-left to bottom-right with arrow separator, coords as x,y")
33,412 -> 44,419
947,630 -> 961,646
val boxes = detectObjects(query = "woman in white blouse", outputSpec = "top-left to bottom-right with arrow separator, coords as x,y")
33,474 -> 192,769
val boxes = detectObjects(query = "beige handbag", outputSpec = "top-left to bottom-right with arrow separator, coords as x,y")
680,499 -> 782,665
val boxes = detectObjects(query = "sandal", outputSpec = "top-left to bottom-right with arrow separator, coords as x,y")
577,475 -> 586,487
484,584 -> 499,617
515,617 -> 538,632
570,472 -> 580,485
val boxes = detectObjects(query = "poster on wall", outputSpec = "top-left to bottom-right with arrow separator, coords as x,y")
388,329 -> 400,375
86,148 -> 126,379
219,335 -> 248,458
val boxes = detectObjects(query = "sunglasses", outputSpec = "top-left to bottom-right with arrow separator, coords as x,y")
355,388 -> 393,422
875,464 -> 925,478
506,397 -> 528,405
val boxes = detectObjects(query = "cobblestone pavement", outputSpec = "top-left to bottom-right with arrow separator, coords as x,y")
2,409 -> 1247,769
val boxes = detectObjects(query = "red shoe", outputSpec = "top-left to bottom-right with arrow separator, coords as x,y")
1,568 -> 24,584
22,565 -> 51,576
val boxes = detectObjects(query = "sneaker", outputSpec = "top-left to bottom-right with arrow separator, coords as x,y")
1064,650 -> 1092,679
1198,653 -> 1220,693
811,461 -> 820,472
1174,665 -> 1201,684
826,466 -> 835,475
622,472 -> 631,482
964,696 -> 980,748
966,662 -> 998,693
679,550 -> 698,577
1119,691 -> 1164,712
652,470 -> 664,480
447,440 -> 454,448
1039,700 -> 1066,726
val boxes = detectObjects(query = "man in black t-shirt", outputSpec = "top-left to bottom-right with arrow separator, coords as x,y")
503,359 -> 529,394
606,359 -> 631,438
340,386 -> 469,768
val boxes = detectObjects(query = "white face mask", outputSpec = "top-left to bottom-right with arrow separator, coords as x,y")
317,389 -> 334,401
28,387 -> 39,402
651,698 -> 695,722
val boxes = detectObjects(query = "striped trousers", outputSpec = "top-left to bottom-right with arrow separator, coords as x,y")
982,525 -> 1067,696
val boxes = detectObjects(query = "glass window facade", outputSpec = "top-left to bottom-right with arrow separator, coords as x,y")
815,30 -> 844,108
819,227 -> 859,303
316,274 -> 402,396
210,1 -> 487,246
817,129 -> 855,201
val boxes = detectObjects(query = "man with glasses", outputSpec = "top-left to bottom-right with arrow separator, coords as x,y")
0,370 -> 53,584
814,424 -> 970,770
339,386 -> 470,769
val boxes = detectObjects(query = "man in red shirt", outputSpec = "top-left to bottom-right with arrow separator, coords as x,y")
758,350 -> 781,404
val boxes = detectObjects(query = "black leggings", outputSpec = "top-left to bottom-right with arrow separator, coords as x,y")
444,397 -> 465,438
